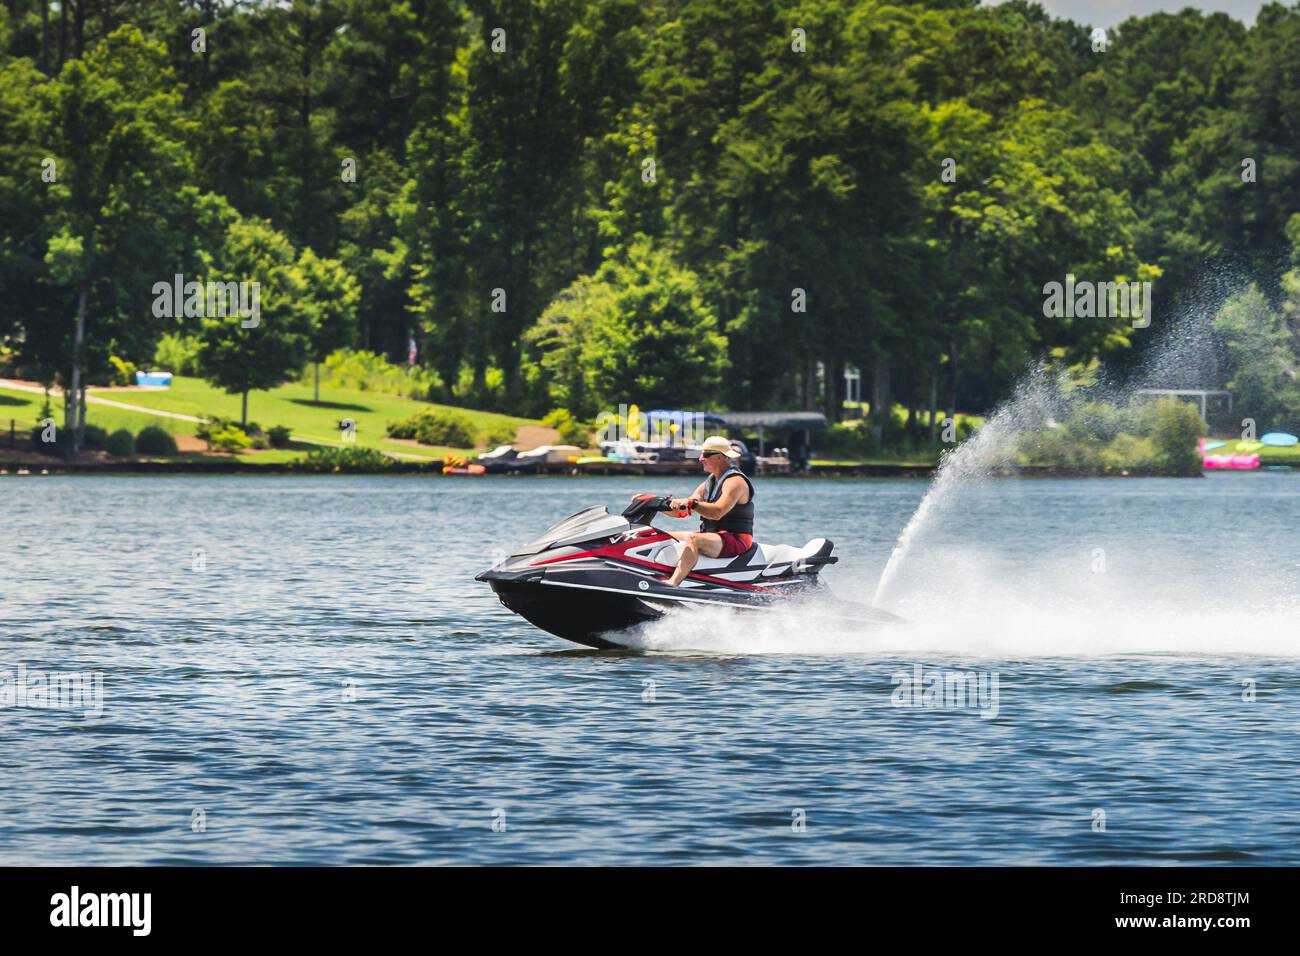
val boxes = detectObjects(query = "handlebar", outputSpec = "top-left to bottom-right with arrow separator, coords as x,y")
621,494 -> 685,523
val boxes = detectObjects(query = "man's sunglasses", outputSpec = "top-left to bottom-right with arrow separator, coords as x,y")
700,451 -> 724,458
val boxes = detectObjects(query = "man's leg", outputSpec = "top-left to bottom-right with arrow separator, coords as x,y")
666,532 -> 723,586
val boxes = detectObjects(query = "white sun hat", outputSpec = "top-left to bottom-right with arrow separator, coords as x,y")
699,435 -> 740,458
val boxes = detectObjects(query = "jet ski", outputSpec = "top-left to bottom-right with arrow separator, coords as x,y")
476,493 -> 902,648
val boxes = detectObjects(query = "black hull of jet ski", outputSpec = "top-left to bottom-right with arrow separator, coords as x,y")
478,565 -> 876,649
480,576 -> 662,649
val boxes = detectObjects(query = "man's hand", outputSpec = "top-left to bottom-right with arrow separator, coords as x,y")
669,497 -> 691,511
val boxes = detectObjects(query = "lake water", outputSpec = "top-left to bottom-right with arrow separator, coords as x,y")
2,473 -> 1298,864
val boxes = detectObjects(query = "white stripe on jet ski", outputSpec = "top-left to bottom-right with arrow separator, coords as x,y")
537,578 -> 784,605
565,554 -> 789,583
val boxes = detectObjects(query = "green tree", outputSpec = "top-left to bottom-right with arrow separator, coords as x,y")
31,26 -> 196,450
528,239 -> 725,415
299,248 -> 361,402
338,149 -> 411,358
1213,284 -> 1300,430
196,218 -> 312,425
0,55 -> 53,356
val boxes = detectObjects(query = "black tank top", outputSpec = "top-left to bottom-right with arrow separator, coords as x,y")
700,467 -> 755,535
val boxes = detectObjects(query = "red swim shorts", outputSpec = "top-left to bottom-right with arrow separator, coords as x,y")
715,531 -> 754,558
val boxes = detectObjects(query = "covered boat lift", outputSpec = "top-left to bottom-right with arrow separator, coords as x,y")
711,411 -> 829,457
644,409 -> 828,456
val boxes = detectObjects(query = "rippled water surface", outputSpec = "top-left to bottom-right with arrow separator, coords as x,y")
2,473 -> 1298,864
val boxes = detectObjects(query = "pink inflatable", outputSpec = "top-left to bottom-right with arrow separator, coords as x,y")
1203,453 -> 1260,470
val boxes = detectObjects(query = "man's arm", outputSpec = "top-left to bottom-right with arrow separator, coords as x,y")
670,480 -> 709,512
693,477 -> 745,521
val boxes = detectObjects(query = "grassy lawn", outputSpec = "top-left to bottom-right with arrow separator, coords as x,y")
0,387 -> 178,436
92,376 -> 536,459
2,377 -> 541,462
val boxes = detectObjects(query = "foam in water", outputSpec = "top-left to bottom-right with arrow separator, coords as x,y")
625,553 -> 1300,658
618,602 -> 910,655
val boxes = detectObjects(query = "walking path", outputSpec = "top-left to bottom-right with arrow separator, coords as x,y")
0,379 -> 204,423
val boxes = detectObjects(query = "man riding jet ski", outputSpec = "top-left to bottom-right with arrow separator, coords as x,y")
663,435 -> 755,586
476,436 -> 900,648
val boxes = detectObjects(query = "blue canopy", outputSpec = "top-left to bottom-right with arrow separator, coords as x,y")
644,409 -> 826,430
644,409 -> 726,429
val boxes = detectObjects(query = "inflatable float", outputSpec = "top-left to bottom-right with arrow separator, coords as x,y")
1203,453 -> 1260,470
442,454 -> 486,476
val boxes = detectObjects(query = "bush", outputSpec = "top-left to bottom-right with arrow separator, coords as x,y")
1020,425 -> 1099,469
540,408 -> 569,430
818,420 -> 870,458
386,408 -> 477,447
135,425 -> 178,455
105,429 -> 136,456
198,415 -> 260,441
385,416 -> 419,440
313,349 -> 443,401
238,422 -> 269,449
268,425 -> 292,448
196,415 -> 232,441
1098,433 -> 1157,472
29,423 -> 65,454
81,424 -> 108,450
108,355 -> 137,387
419,410 -> 476,447
153,333 -> 202,376
1017,397 -> 1204,474
27,422 -> 106,455
208,424 -> 251,453
1066,401 -> 1126,442
292,446 -> 394,473
540,408 -> 591,447
562,421 -> 591,446
481,421 -> 518,447
1142,397 -> 1206,475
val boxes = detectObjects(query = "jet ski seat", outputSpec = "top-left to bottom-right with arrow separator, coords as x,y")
687,537 -> 834,572
754,538 -> 834,569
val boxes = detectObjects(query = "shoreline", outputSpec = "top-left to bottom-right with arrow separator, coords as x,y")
2,456 -> 1276,478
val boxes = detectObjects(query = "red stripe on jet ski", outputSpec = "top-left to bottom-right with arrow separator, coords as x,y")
529,534 -> 671,567
531,536 -> 781,593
